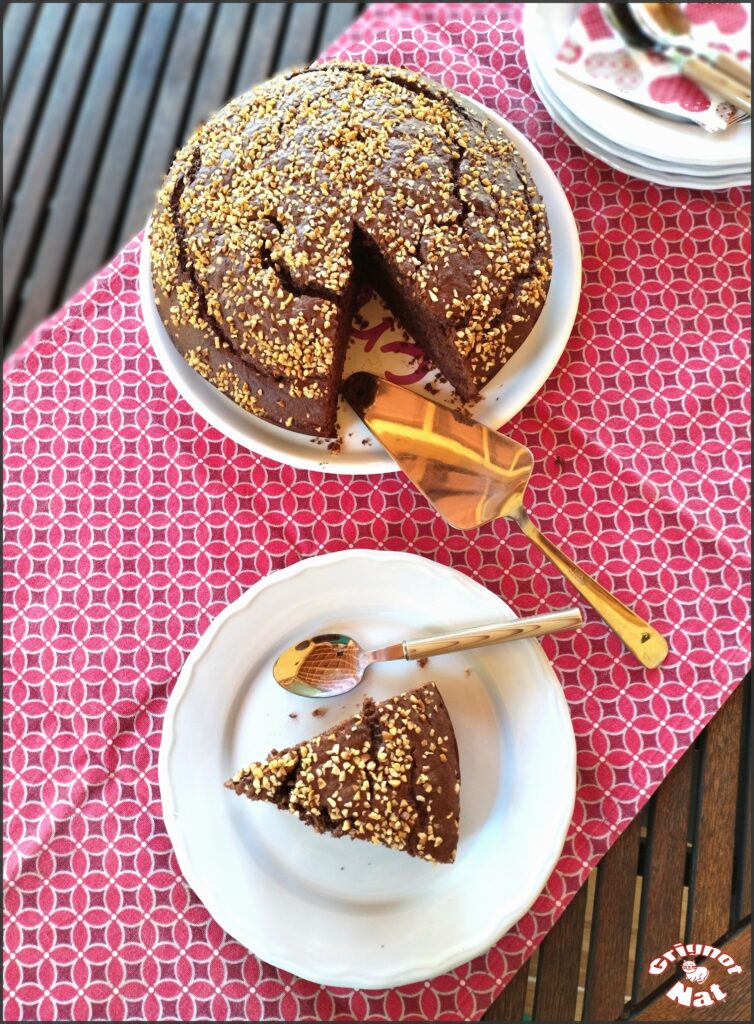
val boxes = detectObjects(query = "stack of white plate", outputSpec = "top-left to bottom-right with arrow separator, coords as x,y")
523,4 -> 751,190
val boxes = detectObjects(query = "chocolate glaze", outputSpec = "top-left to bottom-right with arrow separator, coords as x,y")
151,62 -> 551,437
226,682 -> 461,864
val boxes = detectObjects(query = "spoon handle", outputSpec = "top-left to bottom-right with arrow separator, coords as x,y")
713,51 -> 751,89
679,55 -> 752,114
402,607 -> 583,660
512,506 -> 669,669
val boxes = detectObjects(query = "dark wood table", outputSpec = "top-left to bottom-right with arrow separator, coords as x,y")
3,5 -> 750,1019
483,675 -> 751,1022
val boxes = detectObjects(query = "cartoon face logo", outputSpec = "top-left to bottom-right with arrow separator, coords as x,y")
682,960 -> 710,985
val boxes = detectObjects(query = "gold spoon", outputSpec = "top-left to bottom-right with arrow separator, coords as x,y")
274,607 -> 583,697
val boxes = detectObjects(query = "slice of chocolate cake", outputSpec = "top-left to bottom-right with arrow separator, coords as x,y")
225,682 -> 460,863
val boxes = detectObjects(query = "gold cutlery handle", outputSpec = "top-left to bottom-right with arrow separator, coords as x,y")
403,607 -> 583,660
713,51 -> 751,89
513,507 -> 669,669
682,55 -> 752,114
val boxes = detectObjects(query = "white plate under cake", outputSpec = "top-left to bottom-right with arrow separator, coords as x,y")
140,67 -> 581,475
159,551 -> 577,987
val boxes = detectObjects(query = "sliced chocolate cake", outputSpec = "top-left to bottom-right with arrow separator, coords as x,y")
225,682 -> 461,863
151,61 -> 551,437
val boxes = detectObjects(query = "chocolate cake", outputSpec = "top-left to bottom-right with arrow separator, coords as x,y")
225,682 -> 461,863
151,61 -> 551,437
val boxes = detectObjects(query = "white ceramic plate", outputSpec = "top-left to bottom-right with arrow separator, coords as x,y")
523,3 -> 751,170
159,550 -> 576,988
528,51 -> 750,190
527,39 -> 748,178
140,93 -> 581,476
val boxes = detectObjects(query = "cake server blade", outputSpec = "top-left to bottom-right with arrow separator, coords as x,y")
343,372 -> 668,669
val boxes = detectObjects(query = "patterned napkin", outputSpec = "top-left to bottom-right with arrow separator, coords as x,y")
3,3 -> 751,1022
556,3 -> 752,132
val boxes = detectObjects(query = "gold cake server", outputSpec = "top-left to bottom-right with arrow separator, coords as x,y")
343,373 -> 668,669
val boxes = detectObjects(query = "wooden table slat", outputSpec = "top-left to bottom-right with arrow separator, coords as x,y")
319,2 -> 364,53
736,760 -> 751,922
274,3 -> 325,71
62,3 -> 179,301
3,3 -> 108,334
8,4 -> 144,348
181,4 -> 251,141
686,685 -> 745,942
734,677 -> 751,922
531,882 -> 589,1022
2,2 -> 39,98
232,3 -> 290,96
2,3 -> 72,215
631,751 -> 694,1002
118,3 -> 217,247
582,815 -> 642,1021
482,962 -> 529,1022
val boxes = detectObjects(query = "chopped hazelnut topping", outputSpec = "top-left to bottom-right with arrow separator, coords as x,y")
225,682 -> 460,863
151,61 -> 550,436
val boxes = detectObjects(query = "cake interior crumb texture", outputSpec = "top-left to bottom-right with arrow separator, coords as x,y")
151,61 -> 551,437
225,682 -> 461,864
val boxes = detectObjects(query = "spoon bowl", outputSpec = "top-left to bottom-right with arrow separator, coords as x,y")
273,633 -> 375,697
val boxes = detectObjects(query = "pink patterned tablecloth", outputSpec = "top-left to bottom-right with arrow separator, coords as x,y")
3,4 -> 751,1021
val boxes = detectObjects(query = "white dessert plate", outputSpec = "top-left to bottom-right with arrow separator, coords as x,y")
528,52 -> 750,190
159,550 -> 577,988
140,92 -> 581,476
523,3 -> 751,170
527,37 -> 749,178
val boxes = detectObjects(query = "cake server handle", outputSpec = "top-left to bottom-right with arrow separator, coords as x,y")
511,505 -> 669,669
400,607 -> 583,660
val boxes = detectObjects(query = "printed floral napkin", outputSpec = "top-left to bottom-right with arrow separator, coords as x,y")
556,3 -> 751,132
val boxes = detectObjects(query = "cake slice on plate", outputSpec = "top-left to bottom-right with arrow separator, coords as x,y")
225,682 -> 460,863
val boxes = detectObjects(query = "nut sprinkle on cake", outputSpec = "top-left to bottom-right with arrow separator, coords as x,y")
225,682 -> 461,864
151,61 -> 551,437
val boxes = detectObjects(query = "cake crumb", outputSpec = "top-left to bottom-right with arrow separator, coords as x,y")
361,438 -> 372,446
312,707 -> 327,718
327,438 -> 342,453
464,668 -> 471,676
288,712 -> 298,719
418,657 -> 429,668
